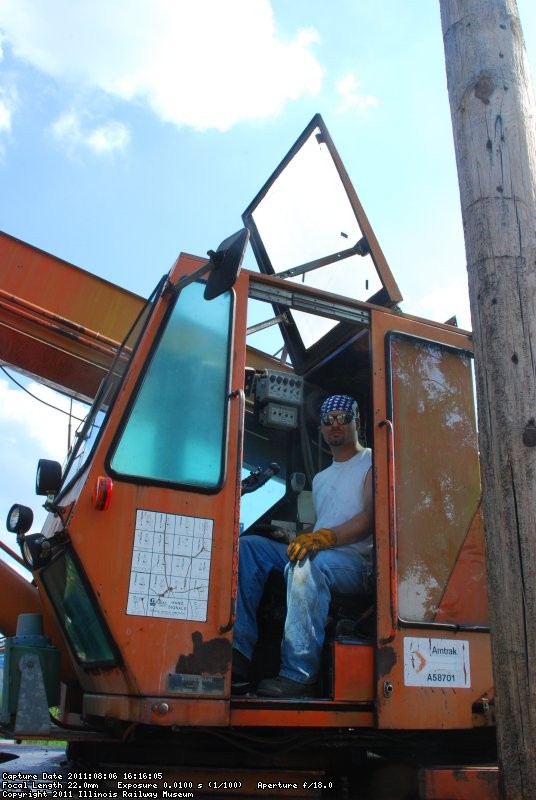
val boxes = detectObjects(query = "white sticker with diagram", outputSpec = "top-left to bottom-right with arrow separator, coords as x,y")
404,637 -> 471,688
126,509 -> 213,620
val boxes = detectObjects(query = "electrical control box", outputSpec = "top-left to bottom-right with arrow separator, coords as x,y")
256,369 -> 303,406
259,402 -> 298,430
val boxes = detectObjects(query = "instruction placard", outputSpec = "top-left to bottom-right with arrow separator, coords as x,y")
404,636 -> 471,688
126,509 -> 213,620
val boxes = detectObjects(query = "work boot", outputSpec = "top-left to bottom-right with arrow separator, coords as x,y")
231,649 -> 251,694
256,675 -> 315,698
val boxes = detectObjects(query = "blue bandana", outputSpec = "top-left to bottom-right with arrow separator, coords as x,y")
320,394 -> 358,418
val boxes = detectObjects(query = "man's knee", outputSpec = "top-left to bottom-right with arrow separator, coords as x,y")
286,555 -> 328,589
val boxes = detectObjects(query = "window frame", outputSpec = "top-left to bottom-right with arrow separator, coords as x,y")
385,330 -> 486,632
106,281 -> 235,493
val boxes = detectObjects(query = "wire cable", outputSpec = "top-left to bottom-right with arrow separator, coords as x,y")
0,365 -> 85,423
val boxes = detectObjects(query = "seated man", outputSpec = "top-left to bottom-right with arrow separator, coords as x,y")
232,394 -> 374,698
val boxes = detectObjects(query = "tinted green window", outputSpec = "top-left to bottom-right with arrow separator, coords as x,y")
111,282 -> 232,488
40,549 -> 118,668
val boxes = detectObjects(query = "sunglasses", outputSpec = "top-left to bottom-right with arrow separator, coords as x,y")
321,412 -> 355,426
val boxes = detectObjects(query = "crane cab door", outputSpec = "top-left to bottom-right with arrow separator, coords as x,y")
35,251 -> 250,728
97,255 -> 251,716
371,310 -> 493,730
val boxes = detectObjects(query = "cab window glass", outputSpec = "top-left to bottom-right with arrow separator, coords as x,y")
110,282 -> 232,489
40,548 -> 119,668
240,465 -> 286,531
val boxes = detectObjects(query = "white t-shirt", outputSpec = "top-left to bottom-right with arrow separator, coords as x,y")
312,448 -> 373,560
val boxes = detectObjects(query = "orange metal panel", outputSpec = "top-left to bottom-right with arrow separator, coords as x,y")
0,560 -> 43,636
418,766 -> 499,799
377,633 -> 493,730
230,702 -> 374,728
435,503 -> 489,626
0,230 -> 144,399
370,309 -> 494,731
83,693 -> 230,727
0,321 -> 111,400
331,642 -> 374,701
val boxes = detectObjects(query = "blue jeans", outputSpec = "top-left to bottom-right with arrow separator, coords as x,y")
233,535 -> 373,684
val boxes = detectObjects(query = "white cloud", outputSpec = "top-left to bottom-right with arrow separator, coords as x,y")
0,0 -> 323,132
409,283 -> 472,330
50,110 -> 130,156
0,33 -> 17,160
0,376 -> 88,552
0,66 -> 18,148
0,376 -> 85,459
86,121 -> 130,154
0,85 -> 15,132
336,71 -> 378,115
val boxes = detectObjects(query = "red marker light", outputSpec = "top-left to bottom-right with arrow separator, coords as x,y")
92,476 -> 113,511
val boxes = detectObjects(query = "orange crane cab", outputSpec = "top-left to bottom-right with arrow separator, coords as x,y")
0,115 -> 497,798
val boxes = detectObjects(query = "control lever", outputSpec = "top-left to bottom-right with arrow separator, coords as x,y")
241,462 -> 280,495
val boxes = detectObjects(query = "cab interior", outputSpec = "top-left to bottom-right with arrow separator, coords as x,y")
238,313 -> 375,695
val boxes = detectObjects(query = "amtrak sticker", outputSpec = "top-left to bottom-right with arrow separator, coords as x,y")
404,637 -> 471,688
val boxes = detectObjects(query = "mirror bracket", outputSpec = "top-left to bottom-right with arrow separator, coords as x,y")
167,228 -> 249,300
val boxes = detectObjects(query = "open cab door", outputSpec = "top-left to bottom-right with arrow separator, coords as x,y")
371,310 -> 494,730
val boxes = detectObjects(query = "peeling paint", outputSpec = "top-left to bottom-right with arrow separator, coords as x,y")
175,630 -> 231,675
377,645 -> 397,677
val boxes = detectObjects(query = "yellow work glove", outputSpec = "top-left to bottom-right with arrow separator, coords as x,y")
287,528 -> 337,562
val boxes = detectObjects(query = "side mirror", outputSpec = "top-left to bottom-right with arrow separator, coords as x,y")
204,228 -> 250,300
170,228 -> 250,300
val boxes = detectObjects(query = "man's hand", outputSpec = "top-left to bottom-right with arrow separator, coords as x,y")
287,528 -> 337,561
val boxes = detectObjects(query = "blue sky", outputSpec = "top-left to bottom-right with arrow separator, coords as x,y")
1,0 -> 535,573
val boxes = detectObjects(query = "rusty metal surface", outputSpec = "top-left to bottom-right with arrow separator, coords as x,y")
418,765 -> 499,799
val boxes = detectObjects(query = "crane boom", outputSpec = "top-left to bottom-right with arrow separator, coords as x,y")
0,231 -> 144,401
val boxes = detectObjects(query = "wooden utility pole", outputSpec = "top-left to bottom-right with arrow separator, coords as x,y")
439,1 -> 536,796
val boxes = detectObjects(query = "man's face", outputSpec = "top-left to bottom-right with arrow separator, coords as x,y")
320,409 -> 358,450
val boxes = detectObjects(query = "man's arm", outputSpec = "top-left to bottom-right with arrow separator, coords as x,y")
328,467 -> 374,547
287,468 -> 374,561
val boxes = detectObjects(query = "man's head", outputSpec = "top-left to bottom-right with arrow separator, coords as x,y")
319,394 -> 360,458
